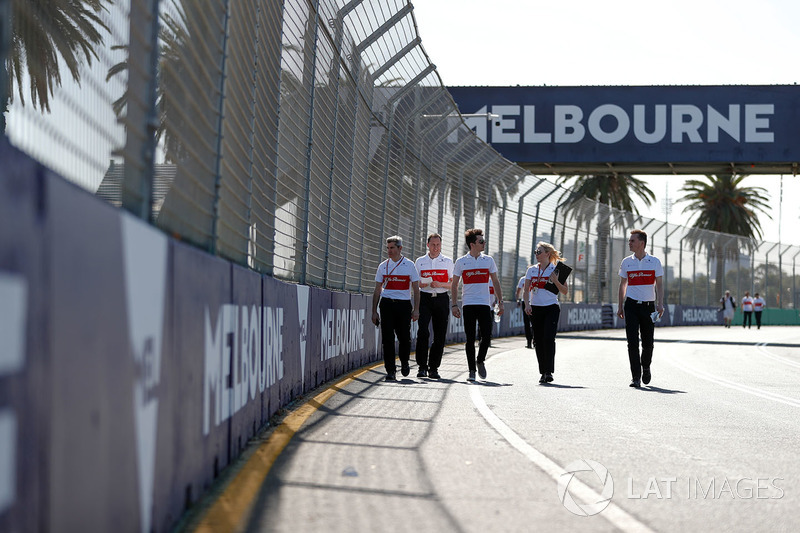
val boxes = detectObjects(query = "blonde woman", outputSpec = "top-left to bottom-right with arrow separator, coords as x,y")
523,242 -> 568,383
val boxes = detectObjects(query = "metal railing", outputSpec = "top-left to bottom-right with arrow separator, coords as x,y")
3,0 -> 798,308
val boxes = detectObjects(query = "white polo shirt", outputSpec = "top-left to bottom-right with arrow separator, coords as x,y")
375,256 -> 419,300
525,262 -> 559,306
415,252 -> 454,295
618,253 -> 663,302
453,253 -> 497,306
742,296 -> 754,312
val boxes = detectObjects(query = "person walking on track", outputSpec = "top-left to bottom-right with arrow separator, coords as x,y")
523,242 -> 568,384
450,228 -> 504,382
372,236 -> 420,382
415,233 -> 453,380
617,229 -> 664,388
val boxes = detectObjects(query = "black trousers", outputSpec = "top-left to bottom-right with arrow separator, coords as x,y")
416,292 -> 450,371
521,301 -> 533,345
531,304 -> 560,374
755,311 -> 763,329
463,305 -> 492,372
379,298 -> 412,375
743,311 -> 752,328
624,298 -> 655,380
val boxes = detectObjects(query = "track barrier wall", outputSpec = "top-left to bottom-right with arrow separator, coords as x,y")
0,140 -> 734,532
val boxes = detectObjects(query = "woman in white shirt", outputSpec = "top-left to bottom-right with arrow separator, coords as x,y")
523,242 -> 569,384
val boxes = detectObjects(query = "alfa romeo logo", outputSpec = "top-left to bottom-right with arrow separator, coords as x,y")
557,460 -> 614,516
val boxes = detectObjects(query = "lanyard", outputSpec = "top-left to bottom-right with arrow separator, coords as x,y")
534,263 -> 549,287
386,256 -> 404,277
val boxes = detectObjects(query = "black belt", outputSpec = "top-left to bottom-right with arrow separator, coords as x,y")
381,297 -> 410,303
626,297 -> 653,305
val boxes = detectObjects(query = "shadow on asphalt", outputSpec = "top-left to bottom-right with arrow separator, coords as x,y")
639,385 -> 687,394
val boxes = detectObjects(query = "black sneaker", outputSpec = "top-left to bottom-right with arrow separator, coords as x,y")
401,363 -> 410,377
546,373 -> 554,383
629,379 -> 641,388
385,374 -> 397,382
525,343 -> 533,349
417,368 -> 428,378
428,369 -> 440,380
539,374 -> 546,383
477,362 -> 487,379
467,372 -> 476,382
642,367 -> 651,385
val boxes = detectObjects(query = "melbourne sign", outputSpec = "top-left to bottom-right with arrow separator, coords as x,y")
447,85 -> 800,164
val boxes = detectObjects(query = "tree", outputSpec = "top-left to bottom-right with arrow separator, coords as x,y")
556,174 -> 656,301
4,0 -> 111,130
678,174 -> 772,300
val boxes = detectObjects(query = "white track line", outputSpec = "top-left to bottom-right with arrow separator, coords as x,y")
469,385 -> 655,533
662,343 -> 800,408
755,342 -> 800,369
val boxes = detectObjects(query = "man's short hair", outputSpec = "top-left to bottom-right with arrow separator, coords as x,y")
464,228 -> 483,247
427,233 -> 442,243
386,235 -> 403,247
630,229 -> 647,246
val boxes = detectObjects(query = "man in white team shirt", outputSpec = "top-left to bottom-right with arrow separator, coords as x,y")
617,229 -> 664,388
415,233 -> 453,380
372,236 -> 420,382
451,228 -> 504,381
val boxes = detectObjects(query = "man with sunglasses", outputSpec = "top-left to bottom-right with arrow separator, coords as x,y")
451,228 -> 504,381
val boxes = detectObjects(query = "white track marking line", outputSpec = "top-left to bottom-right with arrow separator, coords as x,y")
754,342 -> 800,369
662,343 -> 800,408
469,385 -> 655,533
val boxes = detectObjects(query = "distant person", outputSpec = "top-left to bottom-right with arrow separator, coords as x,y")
451,228 -> 504,382
753,292 -> 766,329
523,243 -> 568,384
515,274 -> 533,349
617,229 -> 664,388
414,233 -> 453,380
372,236 -> 420,381
741,291 -> 754,328
720,290 -> 736,328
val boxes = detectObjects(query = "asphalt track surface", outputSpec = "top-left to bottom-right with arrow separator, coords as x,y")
191,326 -> 800,533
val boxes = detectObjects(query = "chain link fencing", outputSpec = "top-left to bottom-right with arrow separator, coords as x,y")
3,0 -> 799,309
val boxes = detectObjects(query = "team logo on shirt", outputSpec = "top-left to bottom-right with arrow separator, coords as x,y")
385,275 -> 410,290
627,271 -> 655,285
420,269 -> 449,282
463,269 -> 490,284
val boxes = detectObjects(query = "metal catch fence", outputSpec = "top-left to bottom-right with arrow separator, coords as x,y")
3,0 -> 798,308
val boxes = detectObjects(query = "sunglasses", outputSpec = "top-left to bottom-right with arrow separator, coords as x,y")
476,239 -> 485,244
535,249 -> 546,254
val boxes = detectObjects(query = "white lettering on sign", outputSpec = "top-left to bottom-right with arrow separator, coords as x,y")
204,304 -> 284,435
567,307 -> 604,326
459,104 -> 775,145
321,309 -> 365,361
682,308 -> 719,323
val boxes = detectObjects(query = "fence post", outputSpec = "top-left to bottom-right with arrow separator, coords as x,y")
0,0 -> 10,134
297,0 -> 321,283
121,0 -> 162,223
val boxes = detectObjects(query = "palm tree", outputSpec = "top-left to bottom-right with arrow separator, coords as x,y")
556,174 -> 656,301
4,0 -> 111,130
678,174 -> 772,300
